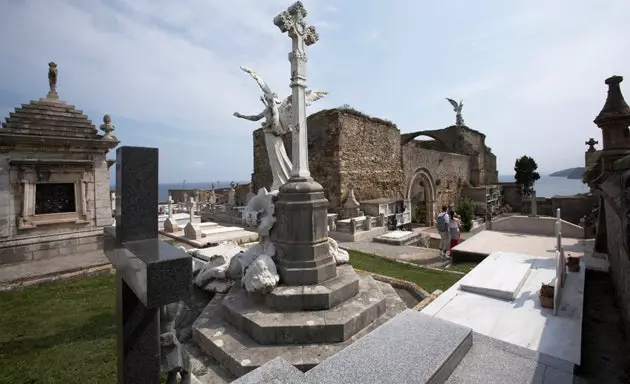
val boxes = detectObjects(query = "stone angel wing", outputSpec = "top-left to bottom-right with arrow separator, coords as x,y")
446,98 -> 459,110
240,66 -> 273,95
305,90 -> 328,106
278,90 -> 328,134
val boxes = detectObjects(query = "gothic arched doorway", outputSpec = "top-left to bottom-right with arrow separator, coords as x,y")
407,168 -> 437,226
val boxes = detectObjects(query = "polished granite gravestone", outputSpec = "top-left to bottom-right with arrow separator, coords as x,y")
105,146 -> 192,383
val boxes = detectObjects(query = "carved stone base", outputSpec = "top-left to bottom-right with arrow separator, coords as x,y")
273,180 -> 336,285
192,277 -> 407,378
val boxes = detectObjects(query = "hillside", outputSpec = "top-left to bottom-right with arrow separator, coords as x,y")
549,167 -> 585,180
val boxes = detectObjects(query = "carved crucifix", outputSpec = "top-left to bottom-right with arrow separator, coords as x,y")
274,1 -> 319,181
585,138 -> 598,152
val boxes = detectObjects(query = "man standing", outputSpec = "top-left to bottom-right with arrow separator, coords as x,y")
436,205 -> 451,258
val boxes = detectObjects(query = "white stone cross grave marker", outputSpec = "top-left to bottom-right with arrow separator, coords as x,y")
274,1 -> 319,180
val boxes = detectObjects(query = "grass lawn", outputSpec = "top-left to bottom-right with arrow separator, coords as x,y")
348,249 -> 463,293
0,251 -> 463,383
445,262 -> 479,274
0,274 -> 117,384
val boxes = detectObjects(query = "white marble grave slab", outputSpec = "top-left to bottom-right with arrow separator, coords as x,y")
423,250 -> 585,366
337,215 -> 366,223
380,230 -> 415,239
458,253 -> 532,300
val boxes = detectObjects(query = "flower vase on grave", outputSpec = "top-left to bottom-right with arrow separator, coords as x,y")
539,283 -> 554,309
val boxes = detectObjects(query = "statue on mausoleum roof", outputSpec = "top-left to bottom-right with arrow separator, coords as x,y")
47,62 -> 58,98
446,98 -> 465,127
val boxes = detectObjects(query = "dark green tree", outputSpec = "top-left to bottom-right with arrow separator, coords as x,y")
458,197 -> 476,232
514,155 -> 541,196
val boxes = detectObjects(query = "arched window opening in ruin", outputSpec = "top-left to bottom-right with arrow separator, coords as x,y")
407,168 -> 436,226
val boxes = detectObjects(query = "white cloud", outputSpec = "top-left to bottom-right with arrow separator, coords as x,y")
0,0 -> 335,136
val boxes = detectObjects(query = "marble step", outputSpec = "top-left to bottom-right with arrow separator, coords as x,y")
305,309 -> 473,384
193,279 -> 407,378
265,264 -> 360,311
222,274 -> 385,345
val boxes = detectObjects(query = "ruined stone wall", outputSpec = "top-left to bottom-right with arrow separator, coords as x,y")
335,110 -> 404,211
252,108 -> 403,212
409,125 -> 498,187
402,141 -> 470,212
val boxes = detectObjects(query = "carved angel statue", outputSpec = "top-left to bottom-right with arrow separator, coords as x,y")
446,98 -> 465,126
234,66 -> 327,191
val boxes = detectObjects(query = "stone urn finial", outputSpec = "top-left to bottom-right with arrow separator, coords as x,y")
344,186 -> 360,209
99,114 -> 118,141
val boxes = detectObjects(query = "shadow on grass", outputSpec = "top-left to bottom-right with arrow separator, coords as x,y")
0,312 -> 116,358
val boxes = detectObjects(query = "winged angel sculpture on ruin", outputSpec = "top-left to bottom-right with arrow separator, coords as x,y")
234,66 -> 327,191
446,98 -> 465,127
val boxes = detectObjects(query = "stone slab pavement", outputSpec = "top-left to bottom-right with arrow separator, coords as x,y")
0,250 -> 110,288
339,240 -> 447,268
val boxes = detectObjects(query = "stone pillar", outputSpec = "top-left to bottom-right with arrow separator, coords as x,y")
529,191 -> 538,217
188,197 -> 195,224
365,216 -> 372,230
272,2 -> 336,286
167,195 -> 174,220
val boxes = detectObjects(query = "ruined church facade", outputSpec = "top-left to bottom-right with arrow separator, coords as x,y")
252,108 -> 498,224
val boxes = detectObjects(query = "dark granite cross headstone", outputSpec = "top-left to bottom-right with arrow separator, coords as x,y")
104,146 -> 192,384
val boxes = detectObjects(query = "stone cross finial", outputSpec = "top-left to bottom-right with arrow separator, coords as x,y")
274,1 -> 318,180
585,138 -> 598,152
47,62 -> 59,100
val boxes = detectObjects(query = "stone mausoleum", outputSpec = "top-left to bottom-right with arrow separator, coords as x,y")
252,107 -> 499,225
0,62 -> 118,266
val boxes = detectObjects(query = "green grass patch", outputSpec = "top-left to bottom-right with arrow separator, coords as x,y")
0,274 -> 117,384
445,262 -> 479,274
348,250 -> 463,293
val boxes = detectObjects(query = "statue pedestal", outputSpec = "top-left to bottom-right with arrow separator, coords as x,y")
272,178 -> 337,285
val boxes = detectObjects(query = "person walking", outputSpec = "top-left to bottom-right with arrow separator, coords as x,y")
436,205 -> 451,258
448,209 -> 461,254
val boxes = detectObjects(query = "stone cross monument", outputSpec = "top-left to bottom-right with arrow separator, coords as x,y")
272,1 -> 336,285
274,1 -> 319,181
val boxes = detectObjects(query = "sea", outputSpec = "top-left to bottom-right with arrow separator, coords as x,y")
112,176 -> 587,202
497,175 -> 588,198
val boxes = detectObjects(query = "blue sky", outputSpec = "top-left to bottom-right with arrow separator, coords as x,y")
0,0 -> 629,183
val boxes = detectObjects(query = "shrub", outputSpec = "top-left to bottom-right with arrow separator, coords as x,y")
458,197 -> 476,232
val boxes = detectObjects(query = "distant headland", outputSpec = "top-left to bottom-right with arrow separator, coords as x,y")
549,167 -> 585,180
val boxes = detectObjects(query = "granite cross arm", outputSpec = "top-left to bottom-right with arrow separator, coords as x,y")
104,227 -> 192,309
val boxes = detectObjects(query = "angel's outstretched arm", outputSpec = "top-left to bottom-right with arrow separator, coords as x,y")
234,110 -> 266,121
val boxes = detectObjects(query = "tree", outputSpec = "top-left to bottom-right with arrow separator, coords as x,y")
458,197 -> 476,232
514,155 -> 541,196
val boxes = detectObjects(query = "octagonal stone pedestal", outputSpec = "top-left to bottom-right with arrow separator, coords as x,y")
272,180 -> 337,286
192,270 -> 407,378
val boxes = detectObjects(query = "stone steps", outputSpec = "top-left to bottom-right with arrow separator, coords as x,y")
10,110 -> 92,123
6,115 -> 97,130
265,264 -> 360,311
221,275 -> 385,345
193,279 -> 407,378
22,101 -> 84,114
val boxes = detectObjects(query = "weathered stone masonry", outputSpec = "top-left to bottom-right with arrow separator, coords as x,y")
252,107 -> 499,217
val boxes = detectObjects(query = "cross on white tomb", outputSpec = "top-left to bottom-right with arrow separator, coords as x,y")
274,1 -> 319,180
167,195 -> 174,220
188,197 -> 195,224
